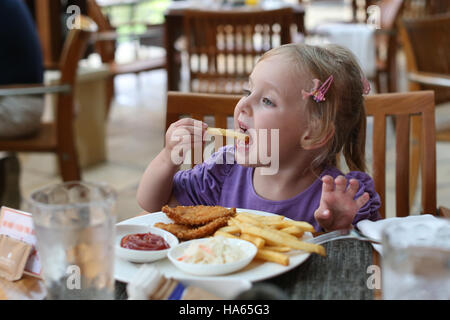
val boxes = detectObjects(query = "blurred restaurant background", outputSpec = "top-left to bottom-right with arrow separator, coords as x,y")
0,0 -> 449,222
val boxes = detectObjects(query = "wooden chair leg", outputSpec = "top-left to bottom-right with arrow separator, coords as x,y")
409,115 -> 421,209
57,150 -> 81,182
105,77 -> 115,119
374,71 -> 382,93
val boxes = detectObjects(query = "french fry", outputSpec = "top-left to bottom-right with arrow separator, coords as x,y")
217,225 -> 240,234
280,226 -> 304,238
235,214 -> 266,228
280,220 -> 315,233
240,233 -> 265,249
206,127 -> 249,142
214,231 -> 239,239
255,248 -> 289,266
263,245 -> 291,252
237,222 -> 326,256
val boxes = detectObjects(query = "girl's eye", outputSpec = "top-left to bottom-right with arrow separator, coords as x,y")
242,89 -> 251,97
262,97 -> 275,107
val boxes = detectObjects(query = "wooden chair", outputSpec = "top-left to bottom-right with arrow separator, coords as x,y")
87,0 -> 166,117
402,0 -> 450,18
166,90 -> 437,218
0,15 -> 97,181
183,8 -> 293,94
351,0 -> 405,93
399,13 -> 450,208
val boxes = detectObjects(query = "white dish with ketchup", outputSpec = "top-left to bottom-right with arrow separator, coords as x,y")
116,224 -> 179,263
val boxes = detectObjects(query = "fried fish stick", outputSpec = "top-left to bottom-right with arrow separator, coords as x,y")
207,127 -> 249,143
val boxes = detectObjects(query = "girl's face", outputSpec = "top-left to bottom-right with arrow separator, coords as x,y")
234,55 -> 311,168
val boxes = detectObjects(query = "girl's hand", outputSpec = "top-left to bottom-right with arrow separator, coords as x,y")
314,175 -> 369,231
164,118 -> 208,163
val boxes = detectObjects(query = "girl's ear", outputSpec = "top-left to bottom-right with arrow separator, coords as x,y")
301,122 -> 335,150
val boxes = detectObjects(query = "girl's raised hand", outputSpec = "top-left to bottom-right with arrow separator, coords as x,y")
164,118 -> 208,164
314,175 -> 369,231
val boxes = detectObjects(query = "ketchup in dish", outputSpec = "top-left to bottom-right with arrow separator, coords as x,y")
121,232 -> 170,251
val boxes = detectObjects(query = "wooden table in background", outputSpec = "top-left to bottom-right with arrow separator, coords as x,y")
164,2 -> 306,92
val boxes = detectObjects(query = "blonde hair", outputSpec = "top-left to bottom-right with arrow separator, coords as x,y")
259,43 -> 367,172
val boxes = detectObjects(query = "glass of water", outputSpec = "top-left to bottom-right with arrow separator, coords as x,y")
27,181 -> 117,300
381,217 -> 450,300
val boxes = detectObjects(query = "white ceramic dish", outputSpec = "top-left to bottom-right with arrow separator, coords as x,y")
114,208 -> 312,283
168,238 -> 257,276
116,224 -> 179,263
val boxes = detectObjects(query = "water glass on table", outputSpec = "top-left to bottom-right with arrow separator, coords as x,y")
381,218 -> 450,300
26,181 -> 117,300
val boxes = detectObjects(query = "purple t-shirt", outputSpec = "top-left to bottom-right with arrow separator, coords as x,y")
173,146 -> 381,231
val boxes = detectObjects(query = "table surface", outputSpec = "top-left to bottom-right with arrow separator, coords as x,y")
114,239 -> 377,300
0,238 -> 377,300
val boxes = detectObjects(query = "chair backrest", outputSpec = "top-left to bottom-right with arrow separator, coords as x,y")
402,0 -> 450,18
365,91 -> 436,218
57,15 -> 97,141
86,0 -> 116,63
183,8 -> 293,94
166,90 -> 437,218
400,13 -> 450,104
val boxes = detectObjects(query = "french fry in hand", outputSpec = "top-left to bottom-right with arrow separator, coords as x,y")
255,248 -> 289,266
206,127 -> 249,142
237,222 -> 326,256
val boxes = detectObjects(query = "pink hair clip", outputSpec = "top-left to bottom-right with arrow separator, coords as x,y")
362,77 -> 371,95
302,75 -> 334,103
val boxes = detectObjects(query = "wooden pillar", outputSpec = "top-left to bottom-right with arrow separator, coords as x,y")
34,0 -> 62,69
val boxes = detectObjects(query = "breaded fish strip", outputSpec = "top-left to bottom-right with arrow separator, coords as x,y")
154,217 -> 230,240
162,205 -> 236,226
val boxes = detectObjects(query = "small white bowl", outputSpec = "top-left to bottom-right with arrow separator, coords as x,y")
168,238 -> 257,276
116,224 -> 179,263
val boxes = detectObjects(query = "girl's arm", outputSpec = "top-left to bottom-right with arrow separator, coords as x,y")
137,118 -> 207,213
137,148 -> 180,213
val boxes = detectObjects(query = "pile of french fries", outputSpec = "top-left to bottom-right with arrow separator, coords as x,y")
214,212 -> 326,266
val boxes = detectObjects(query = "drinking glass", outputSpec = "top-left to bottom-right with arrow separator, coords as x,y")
381,218 -> 450,300
27,181 -> 117,300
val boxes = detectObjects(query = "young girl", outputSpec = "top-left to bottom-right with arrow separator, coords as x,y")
137,43 -> 381,232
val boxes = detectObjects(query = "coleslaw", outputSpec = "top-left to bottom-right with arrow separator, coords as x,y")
177,237 -> 245,264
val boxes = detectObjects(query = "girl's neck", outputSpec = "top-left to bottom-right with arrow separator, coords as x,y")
253,160 -> 322,202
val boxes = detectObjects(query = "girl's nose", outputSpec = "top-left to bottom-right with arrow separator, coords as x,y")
236,96 -> 253,117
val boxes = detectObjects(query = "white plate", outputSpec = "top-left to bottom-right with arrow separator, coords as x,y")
115,208 -> 312,283
116,225 -> 179,263
168,238 -> 257,276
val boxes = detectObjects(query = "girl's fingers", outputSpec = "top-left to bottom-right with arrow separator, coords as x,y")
172,118 -> 207,128
334,175 -> 347,193
321,175 -> 334,193
346,179 -> 359,198
355,192 -> 370,209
